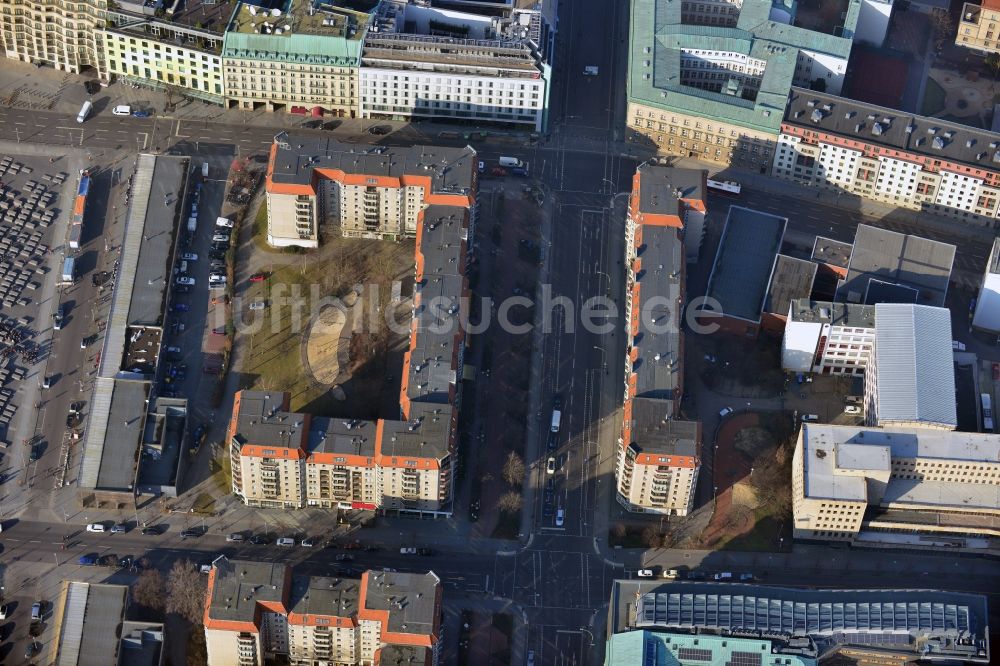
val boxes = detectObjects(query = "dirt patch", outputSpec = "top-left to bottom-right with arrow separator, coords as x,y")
305,290 -> 358,385
730,480 -> 759,510
732,425 -> 774,458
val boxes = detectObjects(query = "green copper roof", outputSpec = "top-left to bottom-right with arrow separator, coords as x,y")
223,31 -> 362,66
629,0 -> 860,135
605,631 -> 818,666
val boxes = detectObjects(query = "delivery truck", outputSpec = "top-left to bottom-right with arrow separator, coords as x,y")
187,216 -> 197,233
61,257 -> 75,284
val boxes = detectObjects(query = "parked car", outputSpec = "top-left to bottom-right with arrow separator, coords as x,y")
31,602 -> 43,620
110,523 -> 128,534
249,272 -> 269,283
165,346 -> 181,354
546,457 -> 556,474
400,547 -> 417,555
555,508 -> 564,527
211,234 -> 230,243
141,525 -> 163,535
215,217 -> 234,228
249,301 -> 267,311
844,405 -> 861,414
250,534 -> 269,545
276,537 -> 295,547
176,276 -> 195,286
86,523 -> 105,533
301,537 -> 315,547
175,284 -> 191,294
180,528 -> 200,539
0,603 -> 7,619
637,569 -> 654,577
739,572 -> 755,581
132,109 -> 151,118
181,252 -> 198,261
719,407 -> 733,418
226,533 -> 244,543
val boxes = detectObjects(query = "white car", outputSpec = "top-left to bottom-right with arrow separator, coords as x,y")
176,276 -> 195,286
112,104 -> 132,116
86,523 -> 105,533
0,603 -> 8,619
215,216 -> 234,228
226,533 -> 244,543
555,508 -> 564,527
276,537 -> 295,547
211,234 -> 230,243
301,537 -> 315,547
249,301 -> 267,311
719,406 -> 733,418
181,252 -> 198,261
844,405 -> 861,414
546,457 -> 556,474
400,547 -> 417,555
637,569 -> 654,577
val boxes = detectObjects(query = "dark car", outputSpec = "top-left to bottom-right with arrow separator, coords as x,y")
547,432 -> 557,450
180,528 -> 200,539
175,285 -> 190,294
334,553 -> 354,562
78,554 -> 97,565
250,534 -> 269,545
416,548 -> 435,556
25,641 -> 40,658
140,525 -> 164,535
367,125 -> 390,135
172,303 -> 189,312
132,109 -> 152,118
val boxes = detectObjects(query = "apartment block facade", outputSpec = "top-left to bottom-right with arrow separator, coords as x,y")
222,0 -> 366,117
774,88 -> 1000,227
204,558 -> 442,666
0,0 -> 105,73
360,0 -> 550,131
97,0 -> 226,104
617,165 -> 704,516
781,299 -> 876,376
956,0 -> 1000,55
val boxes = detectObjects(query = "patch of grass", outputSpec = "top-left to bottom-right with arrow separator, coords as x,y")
719,512 -> 786,551
209,451 -> 231,495
921,78 -> 946,116
491,509 -> 521,539
191,492 -> 216,515
251,199 -> 273,252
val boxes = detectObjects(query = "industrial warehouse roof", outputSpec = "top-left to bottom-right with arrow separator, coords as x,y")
628,0 -> 857,135
837,225 -> 955,307
269,134 -> 476,195
705,206 -> 787,323
609,581 -> 991,664
811,236 -> 853,270
764,255 -> 816,316
605,631 -> 817,666
799,424 -> 1000,512
873,303 -> 957,429
784,87 -> 1000,171
788,299 -> 876,328
78,378 -> 150,492
53,582 -> 129,666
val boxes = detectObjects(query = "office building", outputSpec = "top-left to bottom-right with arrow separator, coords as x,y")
49,581 -> 164,666
204,557 -> 442,666
774,88 -> 1000,227
608,580 -> 991,664
97,0 -> 228,104
627,0 -> 866,167
782,299 -> 877,376
264,133 -> 476,246
360,0 -> 550,131
606,631 -> 816,666
703,206 -> 787,336
957,0 -> 1000,55
792,424 -> 1000,544
972,238 -> 1000,334
0,0 -> 105,73
617,165 -> 704,516
864,303 -> 957,430
223,0 -> 368,117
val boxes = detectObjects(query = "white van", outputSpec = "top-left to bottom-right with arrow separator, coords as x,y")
801,414 -> 819,422
86,523 -> 106,533
550,410 -> 561,433
276,537 -> 295,547
112,105 -> 131,116
201,162 -> 210,178
76,100 -> 93,124
176,260 -> 188,274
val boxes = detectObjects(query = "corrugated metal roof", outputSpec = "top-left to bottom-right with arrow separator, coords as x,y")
79,378 -> 116,489
55,582 -> 89,666
874,303 -> 957,428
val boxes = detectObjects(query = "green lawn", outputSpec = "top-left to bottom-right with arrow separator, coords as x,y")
921,78 -> 947,116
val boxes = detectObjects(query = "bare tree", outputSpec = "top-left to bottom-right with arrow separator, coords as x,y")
498,490 -> 523,514
502,451 -> 525,488
642,525 -> 664,549
166,559 -> 207,625
132,569 -> 165,615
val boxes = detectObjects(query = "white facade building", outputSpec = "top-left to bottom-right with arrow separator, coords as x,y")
973,238 -> 1000,334
782,300 -> 876,376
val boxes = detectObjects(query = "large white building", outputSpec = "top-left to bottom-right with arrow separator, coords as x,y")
204,558 -> 442,666
360,0 -> 550,131
864,303 -> 957,431
792,424 -> 1000,545
782,299 -> 877,376
973,238 -> 1000,334
774,88 -> 1000,228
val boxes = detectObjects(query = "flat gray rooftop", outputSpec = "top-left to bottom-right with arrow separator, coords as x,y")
232,391 -> 307,450
128,155 -> 185,326
308,416 -> 378,459
837,224 -> 955,308
638,165 -> 706,217
208,558 -> 289,624
363,570 -> 439,636
788,299 -> 875,328
289,574 -> 359,619
632,224 -> 683,404
765,255 -> 816,316
706,206 -> 787,324
811,236 -> 853,270
270,133 -> 475,196
137,398 -> 187,490
629,399 -> 699,456
380,402 -> 451,460
79,379 -> 150,491
57,582 -> 128,666
118,622 -> 164,666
